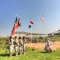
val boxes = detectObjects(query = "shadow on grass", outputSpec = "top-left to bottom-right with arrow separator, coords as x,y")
0,53 -> 16,57
41,51 -> 52,53
0,54 -> 9,57
41,51 -> 49,53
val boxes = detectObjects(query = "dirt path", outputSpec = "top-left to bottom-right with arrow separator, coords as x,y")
26,42 -> 60,50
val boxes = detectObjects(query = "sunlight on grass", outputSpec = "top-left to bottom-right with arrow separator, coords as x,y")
0,48 -> 60,60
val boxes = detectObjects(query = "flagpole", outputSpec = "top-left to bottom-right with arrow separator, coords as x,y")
40,14 -> 45,42
43,16 -> 45,42
43,24 -> 44,42
17,17 -> 22,38
20,18 -> 21,37
31,26 -> 32,47
18,17 -> 21,37
29,19 -> 34,47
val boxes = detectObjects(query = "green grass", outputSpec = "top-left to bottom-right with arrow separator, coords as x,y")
0,37 -> 60,60
0,48 -> 60,60
49,36 -> 60,41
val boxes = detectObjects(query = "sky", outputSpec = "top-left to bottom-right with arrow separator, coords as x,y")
0,0 -> 60,36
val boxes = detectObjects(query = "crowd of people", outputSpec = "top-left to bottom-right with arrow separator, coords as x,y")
9,36 -> 56,57
9,36 -> 26,57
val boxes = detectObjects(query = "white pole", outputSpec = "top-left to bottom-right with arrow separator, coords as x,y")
42,14 -> 44,35
31,27 -> 32,41
20,17 -> 22,38
31,26 -> 32,47
42,14 -> 44,42
43,24 -> 44,35
20,27 -> 22,37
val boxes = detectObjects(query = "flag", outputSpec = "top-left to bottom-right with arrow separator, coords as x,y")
14,18 -> 21,28
14,23 -> 18,28
40,14 -> 44,25
29,25 -> 31,28
10,16 -> 21,36
12,27 -> 16,33
18,18 -> 21,27
30,19 -> 34,24
15,16 -> 18,23
14,17 -> 21,28
10,27 -> 16,36
29,19 -> 34,28
14,16 -> 18,28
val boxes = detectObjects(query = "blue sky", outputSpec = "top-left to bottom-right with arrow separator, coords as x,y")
0,0 -> 60,36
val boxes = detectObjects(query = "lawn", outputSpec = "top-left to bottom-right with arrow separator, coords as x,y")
0,48 -> 60,60
49,36 -> 60,41
0,37 -> 60,60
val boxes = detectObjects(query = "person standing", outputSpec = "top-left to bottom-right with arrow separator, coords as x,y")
22,36 -> 26,54
9,36 -> 14,57
18,36 -> 23,55
14,36 -> 19,56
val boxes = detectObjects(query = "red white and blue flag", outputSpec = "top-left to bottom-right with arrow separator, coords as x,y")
18,18 -> 21,27
10,16 -> 21,36
14,17 -> 21,28
11,27 -> 16,36
14,16 -> 18,28
40,14 -> 44,25
29,19 -> 34,28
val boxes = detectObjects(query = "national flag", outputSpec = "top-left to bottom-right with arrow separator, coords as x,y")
14,18 -> 21,28
10,16 -> 21,36
30,19 -> 34,24
11,30 -> 16,36
14,16 -> 18,28
14,23 -> 18,28
18,18 -> 21,27
29,25 -> 31,28
10,27 -> 16,36
10,31 -> 14,36
29,19 -> 34,28
12,27 -> 16,33
15,16 -> 18,23
40,14 -> 44,25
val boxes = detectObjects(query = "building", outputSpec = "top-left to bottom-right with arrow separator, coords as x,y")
48,30 -> 60,37
13,31 -> 47,38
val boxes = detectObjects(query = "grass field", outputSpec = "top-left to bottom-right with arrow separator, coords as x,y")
0,48 -> 60,60
46,36 -> 60,41
0,37 -> 60,60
